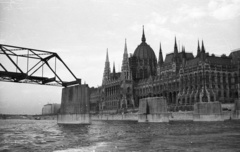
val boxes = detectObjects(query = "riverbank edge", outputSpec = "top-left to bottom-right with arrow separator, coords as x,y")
1,110 -> 239,122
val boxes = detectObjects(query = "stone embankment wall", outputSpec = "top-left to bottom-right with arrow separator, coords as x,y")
91,111 -> 237,122
169,112 -> 193,121
91,114 -> 138,121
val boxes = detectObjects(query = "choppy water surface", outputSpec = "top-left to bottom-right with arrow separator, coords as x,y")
0,119 -> 240,152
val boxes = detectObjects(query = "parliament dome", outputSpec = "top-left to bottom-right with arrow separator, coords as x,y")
134,43 -> 156,60
133,27 -> 157,61
132,26 -> 157,80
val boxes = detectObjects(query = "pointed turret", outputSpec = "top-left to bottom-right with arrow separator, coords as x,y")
201,40 -> 206,60
182,46 -> 186,59
201,40 -> 205,53
121,39 -> 132,80
173,36 -> 178,61
122,39 -> 129,72
102,49 -> 111,84
141,25 -> 146,43
113,62 -> 116,74
124,38 -> 128,54
106,49 -> 109,62
197,39 -> 201,57
182,46 -> 186,66
158,42 -> 163,65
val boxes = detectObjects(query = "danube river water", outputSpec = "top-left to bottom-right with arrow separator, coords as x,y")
0,119 -> 240,152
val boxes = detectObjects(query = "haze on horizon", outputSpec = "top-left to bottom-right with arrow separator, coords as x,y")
0,0 -> 240,114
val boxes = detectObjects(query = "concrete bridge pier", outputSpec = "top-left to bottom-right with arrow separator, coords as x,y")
233,99 -> 240,119
138,97 -> 169,123
193,101 -> 223,121
57,84 -> 91,124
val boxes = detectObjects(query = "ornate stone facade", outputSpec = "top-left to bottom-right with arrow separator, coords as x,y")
90,27 -> 240,114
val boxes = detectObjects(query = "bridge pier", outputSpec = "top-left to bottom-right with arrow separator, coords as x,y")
57,84 -> 91,124
193,101 -> 223,121
138,97 -> 169,123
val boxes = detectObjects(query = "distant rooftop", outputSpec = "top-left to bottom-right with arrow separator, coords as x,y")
230,48 -> 240,53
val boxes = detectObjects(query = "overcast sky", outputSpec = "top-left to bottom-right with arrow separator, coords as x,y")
0,0 -> 240,114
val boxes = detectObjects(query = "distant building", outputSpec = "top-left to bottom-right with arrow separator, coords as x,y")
89,87 -> 101,114
89,26 -> 240,114
42,103 -> 60,115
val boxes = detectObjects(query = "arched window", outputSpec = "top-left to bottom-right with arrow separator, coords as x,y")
206,72 -> 209,83
223,73 -> 226,84
144,68 -> 148,78
217,73 -> 221,83
234,73 -> 238,83
228,73 -> 232,85
127,87 -> 131,93
211,72 -> 215,82
139,69 -> 143,79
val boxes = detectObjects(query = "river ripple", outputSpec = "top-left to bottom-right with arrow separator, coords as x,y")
0,119 -> 240,152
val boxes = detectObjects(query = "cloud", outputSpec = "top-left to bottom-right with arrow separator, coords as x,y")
149,12 -> 168,25
208,0 -> 240,20
171,4 -> 207,24
171,0 -> 240,23
130,12 -> 172,38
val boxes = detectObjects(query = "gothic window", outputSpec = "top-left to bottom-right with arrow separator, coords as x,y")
211,73 -> 215,83
234,73 -> 238,83
144,68 -> 148,78
127,87 -> 131,93
217,73 -> 221,83
200,75 -> 202,83
189,74 -> 192,85
235,91 -> 238,98
223,73 -> 226,84
228,73 -> 231,84
139,69 -> 143,79
206,72 -> 209,83
211,96 -> 214,101
218,91 -> 221,97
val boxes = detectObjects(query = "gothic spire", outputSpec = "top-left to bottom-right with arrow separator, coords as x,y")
141,25 -> 146,43
106,48 -> 109,62
121,39 -> 131,80
124,38 -> 128,54
201,40 -> 205,53
182,46 -> 186,59
158,42 -> 163,65
174,36 -> 178,59
113,62 -> 116,74
197,39 -> 201,57
102,48 -> 111,85
122,39 -> 129,71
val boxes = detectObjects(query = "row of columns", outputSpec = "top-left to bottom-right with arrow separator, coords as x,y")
136,82 -> 179,96
105,85 -> 120,97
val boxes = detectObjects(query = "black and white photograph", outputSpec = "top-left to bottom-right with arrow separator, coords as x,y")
0,0 -> 240,151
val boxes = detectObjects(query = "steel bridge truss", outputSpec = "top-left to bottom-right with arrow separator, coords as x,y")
0,44 -> 81,87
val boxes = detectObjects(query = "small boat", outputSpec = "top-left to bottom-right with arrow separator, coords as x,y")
34,117 -> 41,120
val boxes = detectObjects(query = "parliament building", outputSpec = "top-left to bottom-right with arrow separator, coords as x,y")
89,27 -> 240,114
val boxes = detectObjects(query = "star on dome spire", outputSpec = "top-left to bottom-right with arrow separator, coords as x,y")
141,25 -> 146,43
